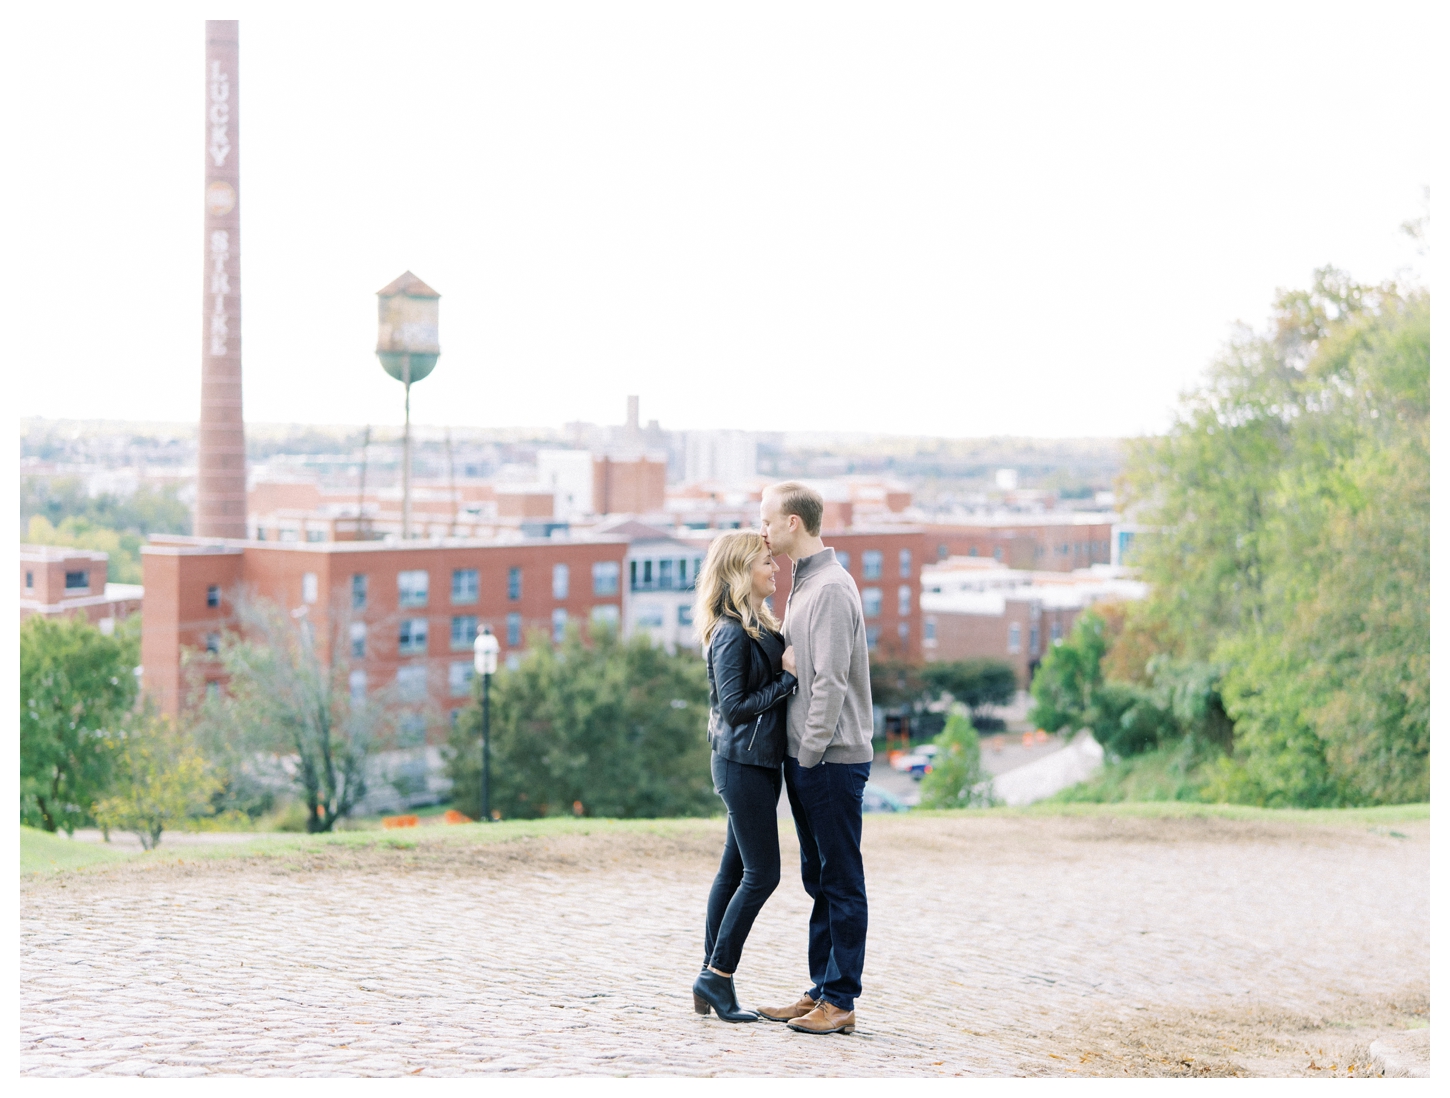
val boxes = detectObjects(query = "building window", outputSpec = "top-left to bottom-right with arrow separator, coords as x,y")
658,559 -> 675,591
938,544 -> 949,560
1029,624 -> 1040,657
1050,621 -> 1063,644
899,548 -> 913,577
591,604 -> 620,631
64,570 -> 88,590
352,573 -> 367,610
205,632 -> 221,654
898,585 -> 912,616
506,612 -> 522,646
968,546 -> 978,557
448,660 -> 474,698
1008,622 -> 1022,654
593,560 -> 620,596
629,560 -> 638,589
861,587 -> 882,618
993,547 -> 1003,562
306,529 -> 326,543
552,608 -> 568,643
206,584 -> 220,608
899,621 -> 910,644
349,670 -> 367,703
206,680 -> 221,699
25,571 -> 33,590
302,572 -> 318,604
861,551 -> 882,580
642,560 -> 653,586
399,618 -> 429,655
398,570 -> 429,607
552,563 -> 570,600
451,615 -> 478,650
924,616 -> 937,643
507,567 -> 522,601
256,527 -> 267,541
396,665 -> 428,701
636,605 -> 664,629
350,621 -> 367,659
865,626 -> 880,651
837,551 -> 851,573
678,604 -> 694,626
452,569 -> 479,604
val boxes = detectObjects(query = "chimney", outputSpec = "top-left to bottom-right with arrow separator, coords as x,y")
626,395 -> 640,438
196,20 -> 247,538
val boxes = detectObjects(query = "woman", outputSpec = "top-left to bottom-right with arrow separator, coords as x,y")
691,530 -> 798,1022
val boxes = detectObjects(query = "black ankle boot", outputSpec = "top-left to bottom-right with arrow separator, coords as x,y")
692,969 -> 759,1022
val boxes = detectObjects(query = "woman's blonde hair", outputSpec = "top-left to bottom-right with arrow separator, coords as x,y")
694,530 -> 780,646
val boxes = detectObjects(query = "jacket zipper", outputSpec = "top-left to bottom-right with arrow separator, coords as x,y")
747,714 -> 763,752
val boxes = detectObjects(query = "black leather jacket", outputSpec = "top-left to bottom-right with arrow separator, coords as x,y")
706,618 -> 797,768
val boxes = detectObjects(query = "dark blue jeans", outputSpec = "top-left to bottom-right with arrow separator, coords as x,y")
704,753 -> 783,973
783,756 -> 871,1012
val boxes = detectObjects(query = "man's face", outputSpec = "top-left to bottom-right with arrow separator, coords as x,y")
760,491 -> 797,557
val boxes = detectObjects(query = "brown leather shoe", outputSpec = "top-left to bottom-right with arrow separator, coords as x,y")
787,1001 -> 856,1035
756,994 -> 819,1022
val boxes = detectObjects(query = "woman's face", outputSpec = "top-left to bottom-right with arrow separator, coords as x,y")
750,547 -> 779,602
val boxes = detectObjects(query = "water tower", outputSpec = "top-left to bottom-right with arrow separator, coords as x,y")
376,271 -> 440,538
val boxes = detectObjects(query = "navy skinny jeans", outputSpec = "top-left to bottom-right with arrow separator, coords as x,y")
703,752 -> 782,974
783,756 -> 871,1012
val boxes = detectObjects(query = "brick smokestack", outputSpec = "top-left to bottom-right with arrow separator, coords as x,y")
197,20 -> 246,539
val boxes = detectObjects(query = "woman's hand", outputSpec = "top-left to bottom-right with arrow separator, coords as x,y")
782,645 -> 797,675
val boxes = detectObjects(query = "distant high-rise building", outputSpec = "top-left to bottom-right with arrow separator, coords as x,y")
684,430 -> 758,487
196,20 -> 247,538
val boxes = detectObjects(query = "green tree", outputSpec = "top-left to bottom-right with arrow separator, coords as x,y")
918,713 -> 993,809
921,658 -> 1018,724
449,624 -> 715,819
1124,270 -> 1429,805
1027,610 -> 1108,735
20,614 -> 139,833
92,713 -> 223,849
188,595 -> 392,831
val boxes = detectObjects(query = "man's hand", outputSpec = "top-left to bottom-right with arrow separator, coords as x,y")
782,645 -> 797,675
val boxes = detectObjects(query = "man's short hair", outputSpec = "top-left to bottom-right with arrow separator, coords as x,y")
766,481 -> 824,537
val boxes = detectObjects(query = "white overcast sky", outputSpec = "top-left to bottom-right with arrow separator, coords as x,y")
4,1 -> 1433,439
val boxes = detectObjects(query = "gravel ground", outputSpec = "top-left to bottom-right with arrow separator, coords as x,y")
20,813 -> 1429,1077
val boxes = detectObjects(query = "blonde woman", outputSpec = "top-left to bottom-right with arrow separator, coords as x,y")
691,530 -> 799,1023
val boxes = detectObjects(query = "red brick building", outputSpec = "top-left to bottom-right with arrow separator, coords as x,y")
593,455 -> 667,515
141,535 -> 629,727
921,517 -> 1113,572
20,545 -> 143,629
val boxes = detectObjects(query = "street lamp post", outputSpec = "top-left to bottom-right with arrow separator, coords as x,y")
473,626 -> 500,822
375,271 -> 441,539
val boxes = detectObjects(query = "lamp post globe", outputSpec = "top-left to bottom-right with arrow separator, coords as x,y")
473,626 -> 500,822
375,271 -> 440,539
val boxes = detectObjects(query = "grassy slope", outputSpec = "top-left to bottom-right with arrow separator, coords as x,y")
22,803 -> 1426,879
21,827 -> 136,875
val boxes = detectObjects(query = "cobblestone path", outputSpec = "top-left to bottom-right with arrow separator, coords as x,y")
20,814 -> 1429,1076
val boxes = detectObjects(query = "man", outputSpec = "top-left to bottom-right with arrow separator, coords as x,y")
756,481 -> 873,1036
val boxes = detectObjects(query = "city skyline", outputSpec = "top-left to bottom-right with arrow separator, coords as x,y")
6,5 -> 1432,438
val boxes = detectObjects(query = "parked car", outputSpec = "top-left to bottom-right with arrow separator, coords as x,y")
889,752 -> 933,779
862,782 -> 906,813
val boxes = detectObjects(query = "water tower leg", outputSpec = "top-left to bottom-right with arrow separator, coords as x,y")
402,356 -> 412,539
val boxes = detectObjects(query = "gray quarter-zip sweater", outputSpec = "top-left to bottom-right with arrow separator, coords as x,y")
781,547 -> 875,768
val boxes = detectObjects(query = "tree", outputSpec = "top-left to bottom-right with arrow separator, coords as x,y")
21,477 -> 191,583
92,713 -> 223,849
921,659 -> 1018,724
20,614 -> 138,834
1124,269 -> 1429,805
918,713 -> 993,809
1027,610 -> 1108,735
188,594 -> 393,831
449,623 -> 715,819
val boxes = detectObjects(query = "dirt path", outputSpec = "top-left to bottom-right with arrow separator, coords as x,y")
20,814 -> 1429,1076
